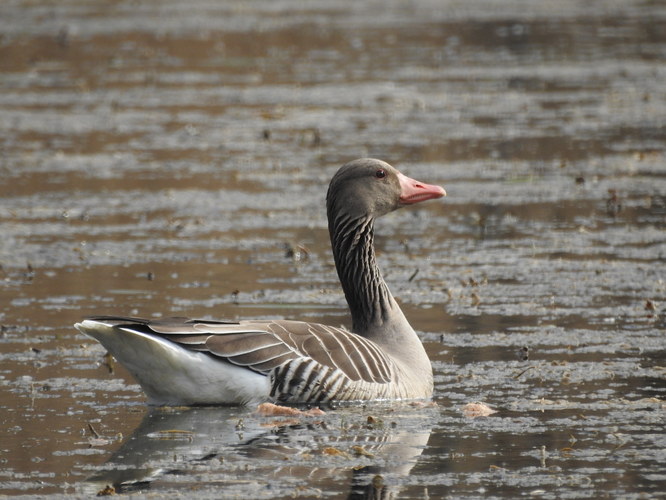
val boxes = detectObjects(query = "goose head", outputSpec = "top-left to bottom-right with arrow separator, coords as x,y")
326,158 -> 446,221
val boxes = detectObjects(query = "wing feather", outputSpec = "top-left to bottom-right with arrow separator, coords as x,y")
87,316 -> 394,385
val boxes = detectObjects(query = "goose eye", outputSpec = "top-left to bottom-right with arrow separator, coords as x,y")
375,169 -> 386,179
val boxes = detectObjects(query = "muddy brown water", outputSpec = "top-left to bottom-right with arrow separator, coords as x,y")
1,0 -> 665,498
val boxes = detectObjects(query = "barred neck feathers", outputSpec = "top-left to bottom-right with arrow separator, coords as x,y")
328,212 -> 395,334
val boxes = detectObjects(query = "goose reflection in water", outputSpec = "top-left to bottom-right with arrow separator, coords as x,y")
82,404 -> 435,499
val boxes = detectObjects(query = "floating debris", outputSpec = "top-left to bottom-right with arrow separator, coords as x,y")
256,402 -> 325,417
462,402 -> 497,418
96,484 -> 116,496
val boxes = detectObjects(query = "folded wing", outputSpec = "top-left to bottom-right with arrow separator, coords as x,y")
90,316 -> 393,385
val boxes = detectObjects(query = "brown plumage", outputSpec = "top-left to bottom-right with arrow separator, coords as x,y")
75,159 -> 446,405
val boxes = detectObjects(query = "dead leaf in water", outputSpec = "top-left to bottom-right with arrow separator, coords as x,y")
96,484 -> 116,496
462,402 -> 497,418
256,402 -> 325,417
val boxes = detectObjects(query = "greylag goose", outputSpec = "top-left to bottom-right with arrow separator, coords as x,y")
75,159 -> 446,405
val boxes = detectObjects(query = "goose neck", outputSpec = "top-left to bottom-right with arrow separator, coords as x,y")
328,214 -> 398,335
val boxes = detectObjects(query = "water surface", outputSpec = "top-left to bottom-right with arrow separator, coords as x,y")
1,0 -> 664,498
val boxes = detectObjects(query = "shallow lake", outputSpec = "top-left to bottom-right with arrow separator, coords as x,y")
1,0 -> 664,498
